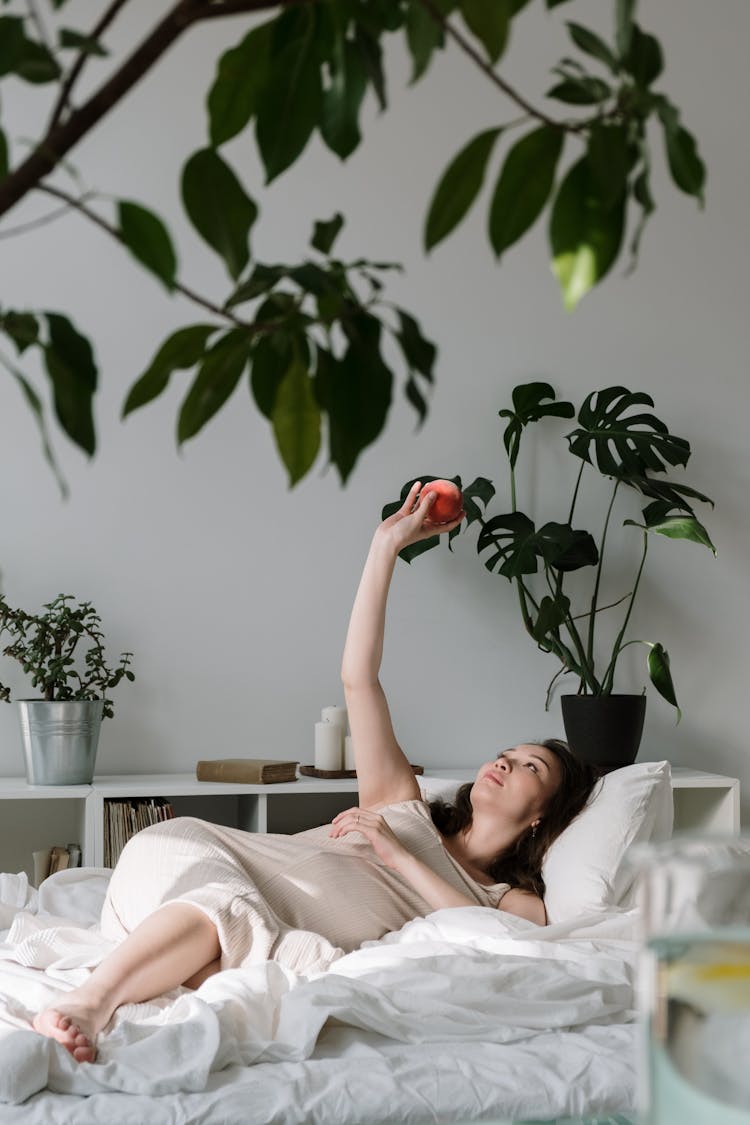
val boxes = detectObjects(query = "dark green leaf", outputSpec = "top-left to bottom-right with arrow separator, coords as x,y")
272,356 -> 321,486
546,0 -> 575,8
536,522 -> 598,572
549,156 -> 626,310
567,387 -> 690,478
43,312 -> 97,456
404,374 -> 428,427
565,21 -> 618,72
315,316 -> 393,483
647,642 -> 681,720
249,331 -> 296,419
256,8 -> 322,183
0,354 -> 67,497
12,37 -> 60,83
353,24 -> 386,111
489,126 -> 564,259
226,263 -> 287,308
59,28 -> 107,56
615,0 -> 637,58
1,310 -> 38,354
181,148 -> 257,280
287,261 -> 342,297
661,117 -> 706,203
531,594 -> 571,643
546,77 -> 611,105
425,127 -> 503,251
587,123 -> 631,210
477,512 -> 538,578
207,20 -> 273,147
122,324 -> 217,417
460,0 -> 512,63
498,381 -> 574,469
405,1 -> 443,83
622,23 -> 663,87
0,127 -> 8,178
627,477 -> 712,516
118,200 -> 177,291
177,330 -> 251,444
461,475 -> 496,527
311,213 -> 344,255
320,35 -> 368,159
395,308 -> 436,380
0,17 -> 25,76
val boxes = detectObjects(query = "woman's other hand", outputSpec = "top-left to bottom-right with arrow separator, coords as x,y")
378,481 -> 464,554
329,807 -> 410,871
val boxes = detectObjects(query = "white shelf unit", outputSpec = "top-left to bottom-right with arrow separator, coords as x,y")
0,766 -> 741,881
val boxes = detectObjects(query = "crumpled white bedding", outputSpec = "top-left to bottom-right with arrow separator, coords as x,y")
0,868 -> 639,1124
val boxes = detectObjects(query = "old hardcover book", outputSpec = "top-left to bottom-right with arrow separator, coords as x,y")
48,845 -> 70,876
196,758 -> 298,784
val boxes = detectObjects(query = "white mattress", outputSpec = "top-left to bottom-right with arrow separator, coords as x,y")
0,868 -> 639,1124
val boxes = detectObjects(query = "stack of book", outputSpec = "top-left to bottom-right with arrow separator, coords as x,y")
104,797 -> 175,868
196,758 -> 298,784
32,842 -> 82,887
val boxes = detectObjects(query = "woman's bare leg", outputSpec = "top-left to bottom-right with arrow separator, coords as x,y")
33,902 -> 221,1062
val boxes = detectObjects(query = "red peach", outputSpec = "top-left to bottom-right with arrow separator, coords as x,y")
422,479 -> 463,523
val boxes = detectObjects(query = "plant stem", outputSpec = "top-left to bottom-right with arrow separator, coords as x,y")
566,459 -> 585,526
587,478 -> 620,666
47,0 -> 133,132
416,0 -> 574,131
602,529 -> 649,693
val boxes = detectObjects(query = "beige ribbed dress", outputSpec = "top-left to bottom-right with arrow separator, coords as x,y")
99,799 -> 510,975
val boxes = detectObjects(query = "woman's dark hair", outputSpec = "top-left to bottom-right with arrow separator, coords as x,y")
428,739 -> 598,897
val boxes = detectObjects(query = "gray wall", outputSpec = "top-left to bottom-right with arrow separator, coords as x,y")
1,1 -> 747,823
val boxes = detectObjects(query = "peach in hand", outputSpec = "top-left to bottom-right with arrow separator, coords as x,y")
422,479 -> 463,523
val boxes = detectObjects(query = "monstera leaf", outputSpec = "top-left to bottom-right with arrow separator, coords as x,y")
567,386 -> 691,477
499,382 -> 575,468
477,515 -> 598,579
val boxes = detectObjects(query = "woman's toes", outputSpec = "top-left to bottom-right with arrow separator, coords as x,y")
32,1009 -> 97,1062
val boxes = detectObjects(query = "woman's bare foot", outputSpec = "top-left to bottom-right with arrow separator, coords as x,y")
33,1003 -> 104,1063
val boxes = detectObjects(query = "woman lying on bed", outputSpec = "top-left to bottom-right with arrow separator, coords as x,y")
32,482 -> 596,1063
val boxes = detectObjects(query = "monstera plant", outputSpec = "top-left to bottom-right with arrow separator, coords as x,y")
386,384 -> 715,763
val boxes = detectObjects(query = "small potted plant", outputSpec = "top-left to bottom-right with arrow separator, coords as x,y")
0,593 -> 135,785
385,383 -> 715,769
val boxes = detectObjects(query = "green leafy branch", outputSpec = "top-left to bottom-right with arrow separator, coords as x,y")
0,1 -> 707,492
0,593 -> 135,718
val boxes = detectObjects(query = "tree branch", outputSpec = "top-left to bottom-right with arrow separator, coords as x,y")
48,0 -> 134,133
37,182 -> 249,326
35,182 -> 320,342
416,0 -> 589,133
0,0 -> 311,223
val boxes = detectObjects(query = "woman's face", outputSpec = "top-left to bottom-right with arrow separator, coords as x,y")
472,744 -> 563,830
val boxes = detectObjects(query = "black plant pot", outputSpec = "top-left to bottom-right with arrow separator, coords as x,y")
560,693 -> 647,772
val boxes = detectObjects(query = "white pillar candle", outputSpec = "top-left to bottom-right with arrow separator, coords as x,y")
314,720 -> 342,771
344,735 -> 356,771
321,705 -> 347,734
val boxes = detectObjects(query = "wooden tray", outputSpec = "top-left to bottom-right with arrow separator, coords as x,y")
300,764 -> 424,780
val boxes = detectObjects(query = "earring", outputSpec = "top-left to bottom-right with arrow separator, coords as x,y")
531,822 -> 538,838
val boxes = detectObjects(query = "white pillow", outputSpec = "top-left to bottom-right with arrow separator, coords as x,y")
541,760 -> 673,923
422,762 -> 674,924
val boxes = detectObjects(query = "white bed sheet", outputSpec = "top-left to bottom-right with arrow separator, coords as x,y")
0,868 -> 640,1124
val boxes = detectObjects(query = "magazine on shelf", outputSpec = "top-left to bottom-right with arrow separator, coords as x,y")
103,797 -> 175,868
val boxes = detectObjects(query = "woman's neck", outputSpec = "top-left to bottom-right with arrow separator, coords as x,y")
442,819 -> 519,883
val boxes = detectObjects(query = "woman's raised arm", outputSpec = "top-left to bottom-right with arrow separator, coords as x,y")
341,482 -> 463,810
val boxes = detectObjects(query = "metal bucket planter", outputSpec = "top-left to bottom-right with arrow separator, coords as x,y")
18,699 -> 104,785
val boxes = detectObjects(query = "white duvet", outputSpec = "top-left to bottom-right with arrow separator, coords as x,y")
0,868 -> 639,1124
